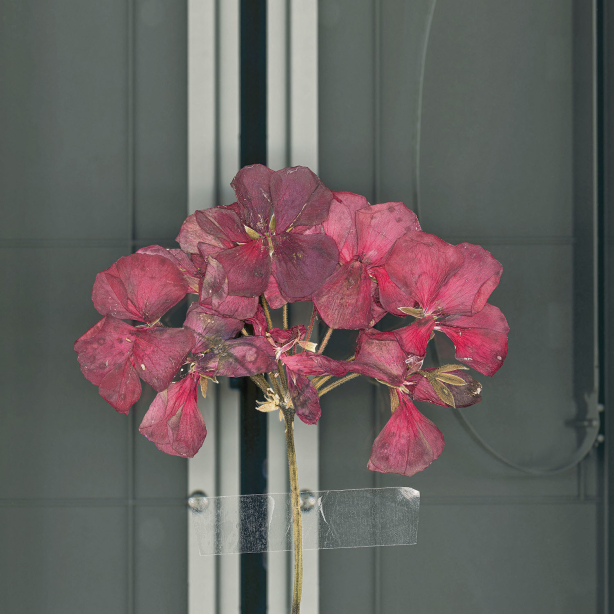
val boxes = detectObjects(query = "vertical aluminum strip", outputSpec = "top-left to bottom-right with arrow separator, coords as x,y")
188,1 -> 240,613
267,2 -> 320,612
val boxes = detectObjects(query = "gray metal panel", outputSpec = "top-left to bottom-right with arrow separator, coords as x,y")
0,248 -> 129,500
318,0 -> 598,612
0,507 -> 129,614
135,506 -> 188,614
0,1 -> 129,241
380,503 -> 597,613
134,0 -> 188,241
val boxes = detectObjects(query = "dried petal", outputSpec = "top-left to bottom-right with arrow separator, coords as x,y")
323,191 -> 370,261
93,253 -> 188,323
214,238 -> 271,297
270,166 -> 333,232
367,392 -> 445,477
437,304 -> 509,376
133,326 -> 195,392
287,370 -> 322,425
355,202 -> 421,266
312,260 -> 373,329
184,303 -> 243,353
230,164 -> 275,233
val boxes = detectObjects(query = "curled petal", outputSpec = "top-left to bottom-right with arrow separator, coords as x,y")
407,369 -> 482,408
367,392 -> 444,477
246,305 -> 268,336
139,374 -> 206,458
214,239 -> 271,297
355,202 -> 421,266
312,261 -> 373,329
438,304 -> 509,376
385,232 -> 464,315
271,232 -> 339,298
270,166 -> 333,232
133,327 -> 195,392
93,253 -> 188,323
287,370 -> 322,425
231,164 -> 275,233
184,303 -> 243,353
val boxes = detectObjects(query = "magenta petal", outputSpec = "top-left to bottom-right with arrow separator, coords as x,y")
184,303 -> 243,353
133,327 -> 195,392
367,392 -> 444,477
246,305 -> 268,336
434,243 -> 503,316
98,359 -> 142,414
370,266 -> 416,317
281,353 -> 349,377
139,374 -> 206,458
352,329 -> 409,386
323,191 -> 370,261
199,257 -> 259,319
393,316 -> 436,358
438,304 -> 509,376
263,274 -> 289,309
272,232 -> 339,298
215,239 -> 271,297
231,164 -> 275,234
270,166 -> 333,232
407,369 -> 482,407
75,316 -> 137,386
287,370 -> 322,425
176,206 -> 249,254
356,202 -> 421,266
196,337 -> 277,377
137,245 -> 201,293
93,253 -> 188,323
312,261 -> 373,329
385,232 -> 464,315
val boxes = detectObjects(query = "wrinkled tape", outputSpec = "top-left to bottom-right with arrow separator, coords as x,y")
190,486 -> 419,555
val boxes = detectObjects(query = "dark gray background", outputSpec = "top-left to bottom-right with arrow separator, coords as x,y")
0,0 -> 603,613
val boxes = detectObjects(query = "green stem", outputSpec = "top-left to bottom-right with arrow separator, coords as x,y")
283,411 -> 303,614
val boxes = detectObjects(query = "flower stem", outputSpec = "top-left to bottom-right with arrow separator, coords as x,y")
283,303 -> 289,330
318,373 -> 360,397
317,327 -> 334,354
261,295 -> 274,330
305,306 -> 316,345
250,374 -> 270,395
283,411 -> 303,614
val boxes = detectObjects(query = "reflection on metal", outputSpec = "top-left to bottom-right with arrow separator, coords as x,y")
188,491 -> 210,512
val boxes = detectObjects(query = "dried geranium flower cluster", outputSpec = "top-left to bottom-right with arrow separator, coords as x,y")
75,165 -> 508,477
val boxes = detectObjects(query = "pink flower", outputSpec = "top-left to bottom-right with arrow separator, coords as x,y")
184,303 -> 277,378
313,192 -> 421,329
92,253 -> 189,323
75,252 -> 195,413
378,232 -> 508,375
176,165 -> 339,301
139,372 -> 206,458
367,390 -> 445,477
74,316 -> 194,413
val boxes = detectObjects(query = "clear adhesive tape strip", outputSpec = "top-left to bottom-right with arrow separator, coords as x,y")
189,486 -> 419,555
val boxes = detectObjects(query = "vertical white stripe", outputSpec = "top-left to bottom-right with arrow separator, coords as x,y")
188,1 -> 217,610
188,1 -> 240,613
267,1 -> 320,612
289,0 -> 319,172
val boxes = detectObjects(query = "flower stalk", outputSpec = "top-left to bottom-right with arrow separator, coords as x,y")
283,408 -> 304,614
